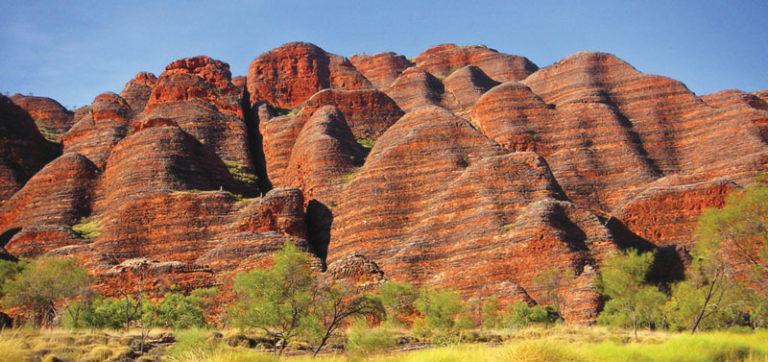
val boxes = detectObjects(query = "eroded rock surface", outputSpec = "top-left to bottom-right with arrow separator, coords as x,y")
2,44 -> 766,323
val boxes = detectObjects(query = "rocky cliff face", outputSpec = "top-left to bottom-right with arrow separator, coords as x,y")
1,42 -> 766,323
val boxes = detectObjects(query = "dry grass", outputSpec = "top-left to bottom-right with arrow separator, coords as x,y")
1,325 -> 765,361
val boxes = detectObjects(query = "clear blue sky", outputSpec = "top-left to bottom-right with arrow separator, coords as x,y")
1,0 -> 766,109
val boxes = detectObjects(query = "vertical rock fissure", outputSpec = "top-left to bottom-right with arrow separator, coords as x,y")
242,86 -> 273,192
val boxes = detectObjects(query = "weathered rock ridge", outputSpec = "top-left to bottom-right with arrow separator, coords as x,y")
1,42 -> 766,323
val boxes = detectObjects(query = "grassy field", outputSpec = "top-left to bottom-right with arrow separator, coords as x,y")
1,325 -> 766,361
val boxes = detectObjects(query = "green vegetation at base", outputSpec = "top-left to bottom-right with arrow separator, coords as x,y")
71,218 -> 102,239
172,189 -> 245,201
223,160 -> 259,191
1,257 -> 92,326
272,106 -> 300,117
334,171 -> 357,184
356,138 -> 375,149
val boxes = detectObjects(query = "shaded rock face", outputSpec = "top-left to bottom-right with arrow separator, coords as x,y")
0,95 -> 60,202
350,52 -> 413,90
2,43 -> 767,323
62,92 -> 132,169
413,44 -> 538,82
9,95 -> 74,142
119,72 -> 158,117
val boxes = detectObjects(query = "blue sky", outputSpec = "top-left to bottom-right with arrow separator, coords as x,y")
1,0 -> 766,108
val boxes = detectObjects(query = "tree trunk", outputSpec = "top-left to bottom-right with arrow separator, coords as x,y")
313,335 -> 330,357
691,269 -> 720,334
632,312 -> 638,342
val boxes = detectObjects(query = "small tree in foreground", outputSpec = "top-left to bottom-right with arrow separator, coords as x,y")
310,281 -> 385,356
378,281 -> 419,326
504,301 -> 558,328
230,243 -> 315,356
1,257 -> 91,327
414,287 -> 472,334
597,249 -> 667,341
666,182 -> 768,333
532,267 -> 574,318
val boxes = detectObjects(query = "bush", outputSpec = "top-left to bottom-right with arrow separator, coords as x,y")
71,218 -> 102,239
147,287 -> 217,329
356,138 -> 375,149
346,325 -> 395,356
2,257 -> 92,326
504,302 -> 557,328
79,296 -> 139,330
223,160 -> 258,191
481,296 -> 503,329
379,281 -> 419,326
414,287 -> 470,332
230,243 -> 315,355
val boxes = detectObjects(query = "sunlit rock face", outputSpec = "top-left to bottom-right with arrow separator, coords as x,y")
2,43 -> 767,323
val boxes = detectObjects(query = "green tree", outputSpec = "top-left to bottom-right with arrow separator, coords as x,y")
2,257 -> 92,326
0,259 -> 28,295
503,301 -> 556,328
414,287 -> 468,332
378,281 -> 418,326
597,249 -> 667,341
481,296 -> 503,329
77,296 -> 139,330
230,243 -> 315,355
147,287 -> 217,329
532,267 -> 574,317
666,181 -> 768,333
310,281 -> 385,357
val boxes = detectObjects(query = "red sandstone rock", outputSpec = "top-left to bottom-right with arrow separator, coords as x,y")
9,94 -> 74,142
146,56 -> 255,185
0,152 -> 98,238
301,89 -> 403,140
119,72 -> 157,117
247,42 -> 372,108
443,65 -> 499,112
284,106 -> 365,207
0,95 -> 60,201
328,106 -> 614,321
385,67 -> 448,112
413,44 -> 538,82
259,89 -> 401,187
3,46 -> 768,324
231,76 -> 246,93
62,92 -> 132,169
5,224 -> 84,258
350,52 -> 413,90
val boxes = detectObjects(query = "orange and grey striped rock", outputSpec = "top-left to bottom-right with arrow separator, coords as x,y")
413,44 -> 538,82
284,106 -> 365,207
119,72 -> 157,118
350,52 -> 413,90
0,95 -> 60,201
145,56 -> 256,187
62,92 -> 132,169
301,89 -> 403,140
328,106 -> 615,321
443,65 -> 500,113
0,152 -> 98,237
385,67 -> 449,112
5,224 -> 85,258
9,95 -> 74,142
247,42 -> 372,109
259,89 -> 401,187
2,45 -> 767,323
